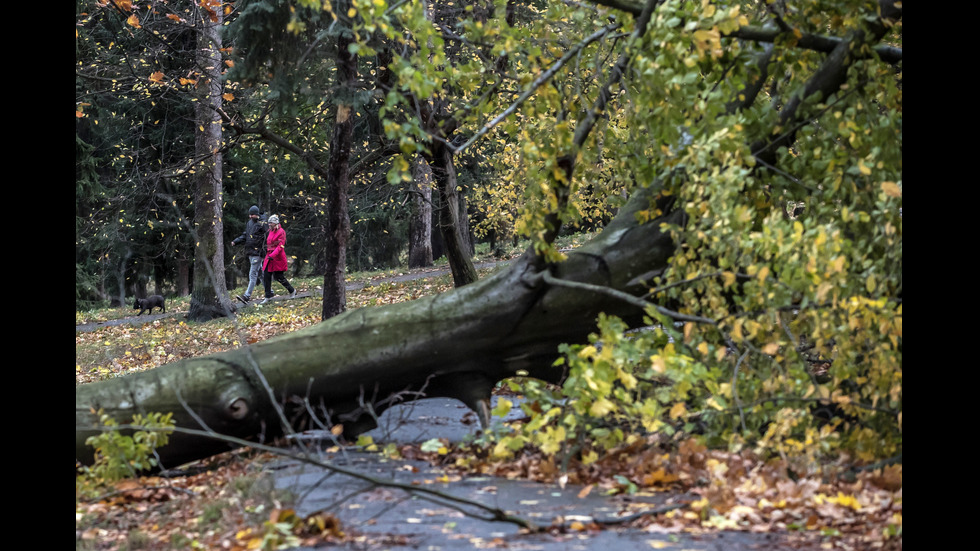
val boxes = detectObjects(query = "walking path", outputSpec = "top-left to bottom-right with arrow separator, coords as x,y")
276,397 -> 818,550
75,261 -> 509,333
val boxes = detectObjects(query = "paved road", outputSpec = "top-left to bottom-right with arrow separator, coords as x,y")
273,398 -> 813,550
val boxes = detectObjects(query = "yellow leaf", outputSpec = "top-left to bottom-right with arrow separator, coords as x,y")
816,281 -> 833,302
222,93 -> 235,101
832,256 -> 846,273
126,14 -> 141,28
858,161 -> 871,175
651,355 -> 666,374
761,343 -> 779,355
149,71 -> 164,83
669,402 -> 687,419
721,271 -> 736,288
589,398 -> 616,417
828,492 -> 862,511
881,181 -> 901,197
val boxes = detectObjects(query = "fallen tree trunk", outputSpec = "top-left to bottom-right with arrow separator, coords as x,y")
77,182 -> 679,468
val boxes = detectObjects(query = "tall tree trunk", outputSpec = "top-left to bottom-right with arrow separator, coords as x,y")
415,0 -> 475,286
116,247 -> 132,307
177,258 -> 190,297
458,190 -> 475,256
321,5 -> 357,321
428,142 -> 478,287
408,157 -> 434,268
187,3 -> 233,321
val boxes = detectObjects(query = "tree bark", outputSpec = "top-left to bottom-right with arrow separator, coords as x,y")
187,4 -> 233,321
408,157 -> 434,268
321,4 -> 357,321
76,182 -> 680,469
428,142 -> 479,287
177,258 -> 190,297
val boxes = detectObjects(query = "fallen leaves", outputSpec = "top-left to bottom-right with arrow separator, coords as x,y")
401,432 -> 902,549
76,451 -> 352,551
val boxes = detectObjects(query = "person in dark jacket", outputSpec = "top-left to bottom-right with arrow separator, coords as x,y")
230,205 -> 268,303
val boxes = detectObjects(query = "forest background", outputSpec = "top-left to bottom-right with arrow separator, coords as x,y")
76,0 -> 902,548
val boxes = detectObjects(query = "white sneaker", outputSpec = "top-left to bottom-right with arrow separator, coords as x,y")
259,297 -> 272,305
289,290 -> 297,298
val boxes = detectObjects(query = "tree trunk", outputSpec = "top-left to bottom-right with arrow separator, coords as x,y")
408,157 -> 434,269
177,258 -> 190,297
428,142 -> 478,287
321,3 -> 357,321
187,4 -> 233,321
76,183 -> 680,468
116,247 -> 132,307
458,190 -> 475,256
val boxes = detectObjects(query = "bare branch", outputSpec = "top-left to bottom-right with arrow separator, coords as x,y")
451,23 -> 621,156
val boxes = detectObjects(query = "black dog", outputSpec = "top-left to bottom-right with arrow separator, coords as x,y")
133,295 -> 166,316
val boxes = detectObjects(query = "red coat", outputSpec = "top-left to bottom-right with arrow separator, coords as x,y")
263,226 -> 288,272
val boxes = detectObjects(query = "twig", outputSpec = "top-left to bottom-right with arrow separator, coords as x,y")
105,423 -> 542,532
732,349 -> 749,432
592,501 -> 690,525
533,270 -> 718,325
78,485 -> 199,504
451,23 -> 621,156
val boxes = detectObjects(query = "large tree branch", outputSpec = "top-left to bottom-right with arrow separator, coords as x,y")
585,0 -> 902,63
729,25 -> 901,65
451,22 -> 622,156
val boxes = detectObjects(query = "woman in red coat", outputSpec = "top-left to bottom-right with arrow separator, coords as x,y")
260,215 -> 297,304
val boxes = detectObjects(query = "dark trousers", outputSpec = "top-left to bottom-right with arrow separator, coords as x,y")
264,270 -> 295,298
